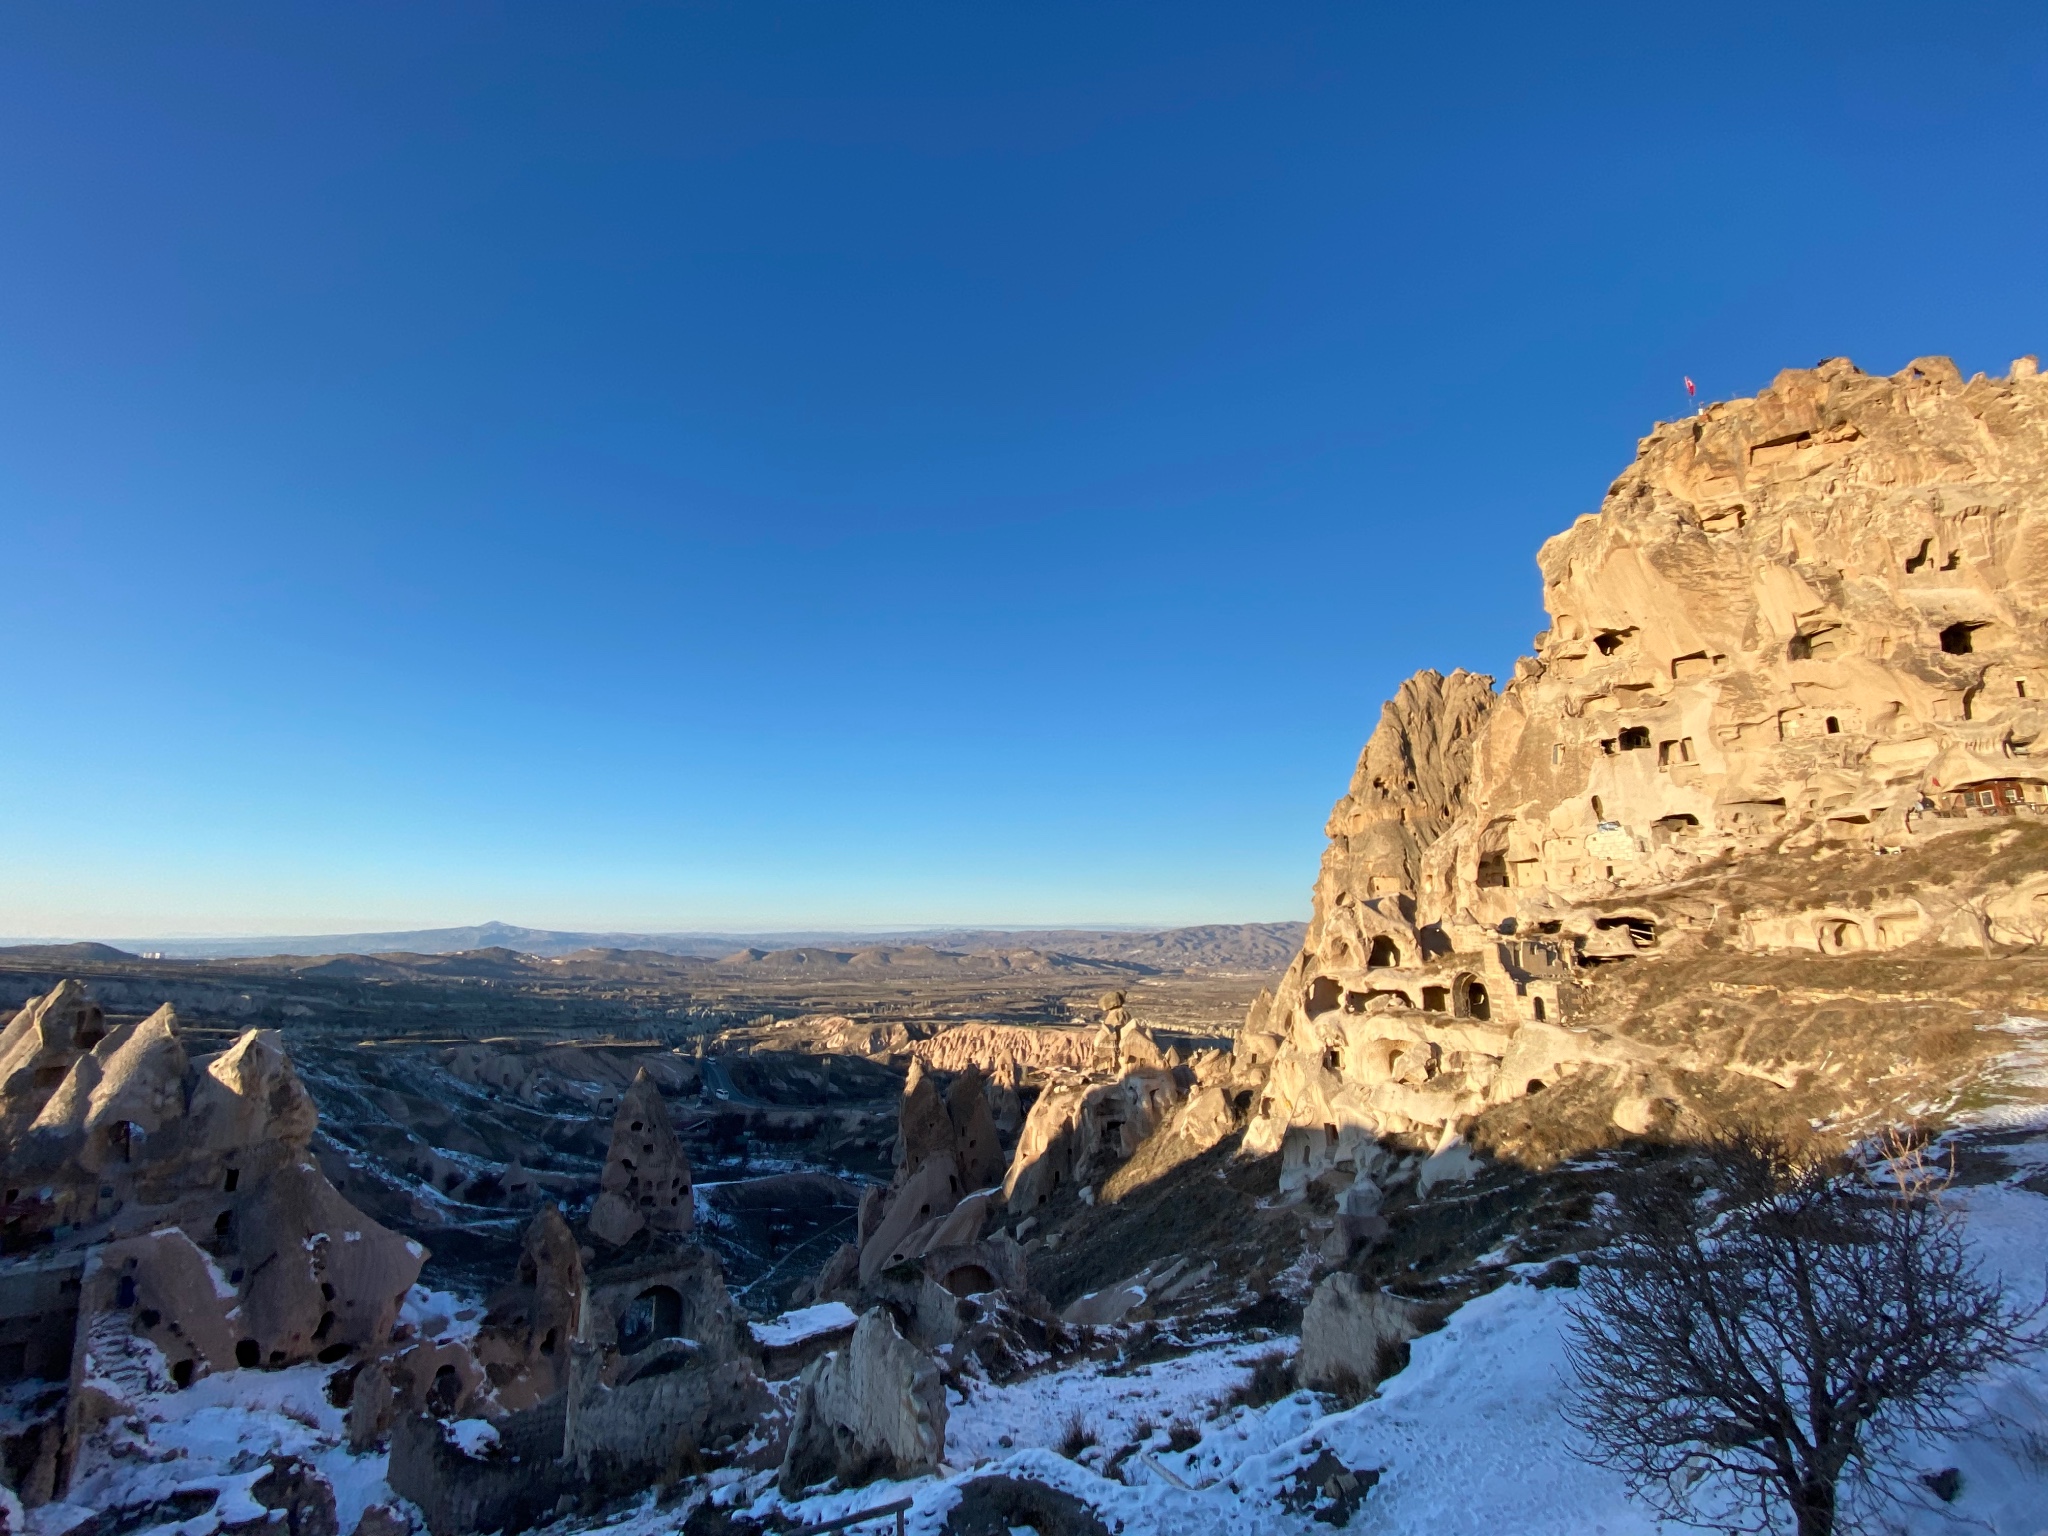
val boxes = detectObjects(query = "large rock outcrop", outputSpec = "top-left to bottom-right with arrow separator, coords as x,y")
1243,356 -> 2048,1182
779,1307 -> 946,1493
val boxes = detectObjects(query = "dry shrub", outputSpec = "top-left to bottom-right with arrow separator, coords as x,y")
1228,1350 -> 1295,1409
1056,1412 -> 1097,1459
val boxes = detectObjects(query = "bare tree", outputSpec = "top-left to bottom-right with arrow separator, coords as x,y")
1562,1135 -> 2040,1536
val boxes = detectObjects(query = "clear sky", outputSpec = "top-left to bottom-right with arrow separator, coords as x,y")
4,3 -> 2046,938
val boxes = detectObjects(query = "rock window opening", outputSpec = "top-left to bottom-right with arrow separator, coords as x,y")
1940,622 -> 1982,655
1942,550 -> 1962,570
619,1285 -> 684,1355
170,1360 -> 194,1389
137,1307 -> 160,1328
1465,982 -> 1490,1020
1906,538 -> 1933,573
1476,852 -> 1510,888
943,1264 -> 995,1297
214,1210 -> 232,1235
1551,743 -> 1565,765
222,1168 -> 239,1193
1323,1123 -> 1339,1146
1323,1047 -> 1342,1072
1618,726 -> 1651,751
540,1327 -> 559,1355
1421,986 -> 1449,1013
1532,997 -> 1547,1021
1819,920 -> 1865,954
1599,738 -> 1617,755
116,1275 -> 138,1309
1590,796 -> 1604,819
1825,716 -> 1840,734
1366,936 -> 1402,968
313,1311 -> 335,1342
1525,1080 -> 1546,1096
1260,1097 -> 1273,1119
1593,630 -> 1628,656
2019,679 -> 2030,699
1306,977 -> 1343,1017
235,1339 -> 261,1369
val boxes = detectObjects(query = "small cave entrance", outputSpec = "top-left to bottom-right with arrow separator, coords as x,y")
1305,976 -> 1343,1016
1464,980 -> 1490,1021
1595,915 -> 1658,949
1940,621 -> 1985,656
1420,986 -> 1449,1014
618,1285 -> 683,1355
1366,936 -> 1402,969
430,1364 -> 462,1412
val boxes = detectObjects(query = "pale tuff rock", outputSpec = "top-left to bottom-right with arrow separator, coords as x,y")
1422,354 -> 2048,916
0,982 -> 428,1511
1241,357 -> 2048,1184
779,1307 -> 947,1494
911,1021 -> 1096,1076
470,1202 -> 585,1410
1005,994 -> 1256,1212
587,1069 -> 692,1247
1317,670 -> 1497,912
0,980 -> 108,1137
1296,1272 -> 1420,1395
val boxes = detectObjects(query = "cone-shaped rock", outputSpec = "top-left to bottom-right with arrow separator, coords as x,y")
588,1068 -> 692,1246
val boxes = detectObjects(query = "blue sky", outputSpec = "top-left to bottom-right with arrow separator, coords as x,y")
4,3 -> 2046,937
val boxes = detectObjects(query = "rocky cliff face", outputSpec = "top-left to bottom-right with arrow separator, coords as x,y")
1243,355 -> 2048,1189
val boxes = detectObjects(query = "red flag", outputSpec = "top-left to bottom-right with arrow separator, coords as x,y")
1684,376 -> 1697,397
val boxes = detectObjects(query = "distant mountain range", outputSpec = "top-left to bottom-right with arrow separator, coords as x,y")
4,918 -> 1307,974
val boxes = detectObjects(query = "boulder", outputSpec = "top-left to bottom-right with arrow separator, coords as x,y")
1296,1273 -> 1418,1396
778,1307 -> 946,1493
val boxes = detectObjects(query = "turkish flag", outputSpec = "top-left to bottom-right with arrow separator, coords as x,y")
1684,376 -> 1697,397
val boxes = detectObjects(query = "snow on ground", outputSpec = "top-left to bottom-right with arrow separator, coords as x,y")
744,1148 -> 2048,1536
750,1302 -> 858,1349
32,1360 -> 400,1536
29,1146 -> 2048,1536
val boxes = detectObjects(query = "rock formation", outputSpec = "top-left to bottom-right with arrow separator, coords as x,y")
0,981 -> 108,1141
911,1022 -> 1096,1077
586,1069 -> 693,1248
1295,1272 -> 1420,1395
779,1306 -> 947,1493
1241,355 -> 2048,1185
1,989 -> 424,1370
1001,992 -> 1254,1213
0,983 -> 431,1511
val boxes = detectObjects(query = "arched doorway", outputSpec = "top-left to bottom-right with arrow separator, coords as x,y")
618,1285 -> 683,1355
